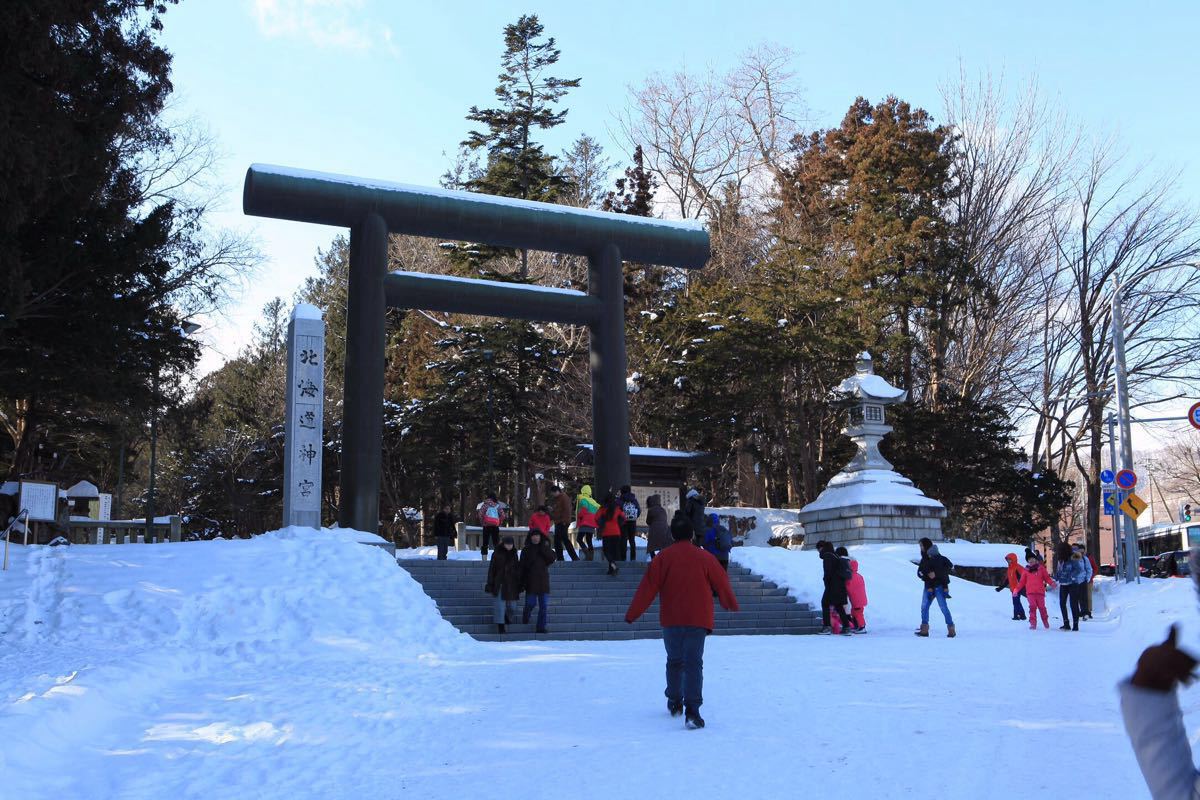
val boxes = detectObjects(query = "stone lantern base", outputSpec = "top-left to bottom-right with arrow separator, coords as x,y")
798,469 -> 945,548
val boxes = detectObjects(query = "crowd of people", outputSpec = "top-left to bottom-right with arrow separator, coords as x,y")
995,542 -> 1098,632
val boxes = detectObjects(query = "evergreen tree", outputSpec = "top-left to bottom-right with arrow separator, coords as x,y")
560,134 -> 612,209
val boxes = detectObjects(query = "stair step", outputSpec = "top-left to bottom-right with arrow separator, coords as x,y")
399,557 -> 821,640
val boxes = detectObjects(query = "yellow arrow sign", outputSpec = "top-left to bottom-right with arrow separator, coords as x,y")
1120,492 -> 1147,520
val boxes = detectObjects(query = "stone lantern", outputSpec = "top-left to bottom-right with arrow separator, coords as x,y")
798,352 -> 945,548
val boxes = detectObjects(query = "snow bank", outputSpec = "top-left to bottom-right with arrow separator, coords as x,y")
709,506 -> 803,546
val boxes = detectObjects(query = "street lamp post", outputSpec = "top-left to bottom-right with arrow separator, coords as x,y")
482,349 -> 495,495
145,320 -> 200,543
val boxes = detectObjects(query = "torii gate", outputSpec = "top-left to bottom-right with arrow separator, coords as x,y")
243,164 -> 709,533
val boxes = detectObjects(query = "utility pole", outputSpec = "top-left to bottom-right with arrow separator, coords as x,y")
1106,413 -> 1120,577
1112,283 -> 1140,583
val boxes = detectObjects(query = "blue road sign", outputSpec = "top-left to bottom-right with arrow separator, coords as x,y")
1100,469 -> 1115,484
1103,489 -> 1125,516
1116,469 -> 1137,490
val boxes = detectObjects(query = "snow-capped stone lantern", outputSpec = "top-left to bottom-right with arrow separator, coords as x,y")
798,352 -> 946,548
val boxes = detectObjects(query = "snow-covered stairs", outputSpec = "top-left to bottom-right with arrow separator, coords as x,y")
399,557 -> 823,641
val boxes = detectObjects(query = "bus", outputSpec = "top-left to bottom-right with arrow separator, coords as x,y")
1137,522 -> 1200,558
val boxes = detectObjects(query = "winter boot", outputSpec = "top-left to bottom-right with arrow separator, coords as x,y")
1072,619 -> 1079,632
685,708 -> 705,729
947,624 -> 956,638
915,624 -> 930,637
667,700 -> 683,717
522,606 -> 532,625
819,626 -> 832,635
1059,623 -> 1071,631
497,623 -> 506,634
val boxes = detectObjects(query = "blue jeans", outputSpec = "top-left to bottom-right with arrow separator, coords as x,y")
492,596 -> 517,625
663,626 -> 706,710
524,593 -> 549,630
921,586 -> 954,626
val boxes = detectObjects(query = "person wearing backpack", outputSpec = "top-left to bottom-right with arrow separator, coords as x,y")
595,491 -> 627,576
575,485 -> 599,561
476,493 -> 508,560
619,485 -> 641,561
817,540 -> 856,635
702,512 -> 733,571
916,537 -> 955,638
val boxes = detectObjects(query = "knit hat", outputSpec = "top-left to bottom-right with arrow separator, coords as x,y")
501,535 -> 515,546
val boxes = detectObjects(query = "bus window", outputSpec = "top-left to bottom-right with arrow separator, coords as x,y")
1188,526 -> 1200,549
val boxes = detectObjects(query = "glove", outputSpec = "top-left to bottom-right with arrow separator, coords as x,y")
995,585 -> 1003,592
1132,625 -> 1198,692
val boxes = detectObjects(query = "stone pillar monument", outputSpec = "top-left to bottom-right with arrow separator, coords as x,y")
799,352 -> 945,547
283,303 -> 325,529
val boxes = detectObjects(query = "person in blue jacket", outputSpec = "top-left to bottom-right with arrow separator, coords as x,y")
702,512 -> 732,571
1053,542 -> 1086,631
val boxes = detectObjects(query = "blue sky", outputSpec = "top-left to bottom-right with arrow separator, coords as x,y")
160,0 -> 1200,396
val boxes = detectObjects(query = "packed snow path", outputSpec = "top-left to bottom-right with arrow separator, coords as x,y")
0,529 -> 1193,799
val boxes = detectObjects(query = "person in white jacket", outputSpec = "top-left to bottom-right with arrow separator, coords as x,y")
1121,551 -> 1200,799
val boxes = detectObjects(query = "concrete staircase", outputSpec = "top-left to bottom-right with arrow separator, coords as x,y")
399,557 -> 822,641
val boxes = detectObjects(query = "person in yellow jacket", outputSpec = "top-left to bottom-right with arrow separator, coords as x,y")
575,484 -> 600,561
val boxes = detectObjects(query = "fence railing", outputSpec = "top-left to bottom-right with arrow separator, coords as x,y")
2,509 -> 31,571
65,517 -> 183,544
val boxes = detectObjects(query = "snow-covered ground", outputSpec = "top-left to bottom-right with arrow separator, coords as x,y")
0,528 -> 1194,799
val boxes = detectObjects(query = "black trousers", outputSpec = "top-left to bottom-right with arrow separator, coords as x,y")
553,522 -> 578,561
1059,583 -> 1081,625
621,519 -> 637,561
821,586 -> 852,629
602,536 -> 622,569
577,527 -> 595,556
435,536 -> 452,560
481,525 -> 500,557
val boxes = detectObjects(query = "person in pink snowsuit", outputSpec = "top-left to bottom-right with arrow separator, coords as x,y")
830,556 -> 869,633
847,559 -> 868,631
1015,554 -> 1057,630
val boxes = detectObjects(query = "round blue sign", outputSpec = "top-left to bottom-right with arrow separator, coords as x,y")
1100,469 -> 1115,484
1116,469 -> 1137,490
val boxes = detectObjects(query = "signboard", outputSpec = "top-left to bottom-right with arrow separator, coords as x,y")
1120,492 -> 1147,521
283,304 -> 325,529
1116,469 -> 1138,490
1189,401 -> 1200,431
18,480 -> 58,522
1103,489 -> 1125,517
1100,469 -> 1115,485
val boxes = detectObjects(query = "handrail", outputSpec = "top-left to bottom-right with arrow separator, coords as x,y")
2,508 -> 31,571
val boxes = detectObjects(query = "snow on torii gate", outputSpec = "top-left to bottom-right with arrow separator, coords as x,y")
243,164 -> 710,533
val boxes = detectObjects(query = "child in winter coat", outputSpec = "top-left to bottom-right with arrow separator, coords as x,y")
528,505 -> 552,537
995,552 -> 1027,620
830,548 -> 867,633
575,485 -> 600,561
1015,553 -> 1057,630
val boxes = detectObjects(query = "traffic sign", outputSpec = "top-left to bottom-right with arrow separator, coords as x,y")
1100,469 -> 1115,485
1189,401 -> 1200,431
1120,492 -> 1147,520
1103,489 -> 1124,516
1116,469 -> 1138,490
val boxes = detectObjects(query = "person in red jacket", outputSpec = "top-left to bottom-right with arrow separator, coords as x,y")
528,505 -> 552,538
625,511 -> 739,730
595,492 -> 627,576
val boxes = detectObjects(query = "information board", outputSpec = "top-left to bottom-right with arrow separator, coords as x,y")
18,480 -> 58,522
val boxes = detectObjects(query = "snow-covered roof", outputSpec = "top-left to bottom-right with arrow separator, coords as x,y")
291,303 -> 323,321
66,480 -> 99,499
578,444 -> 710,460
801,469 -> 944,513
837,352 -> 906,402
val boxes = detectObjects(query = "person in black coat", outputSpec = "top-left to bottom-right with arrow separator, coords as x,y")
916,537 -> 955,638
485,536 -> 521,634
684,489 -> 707,547
519,530 -> 556,633
432,504 -> 456,560
817,540 -> 856,634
